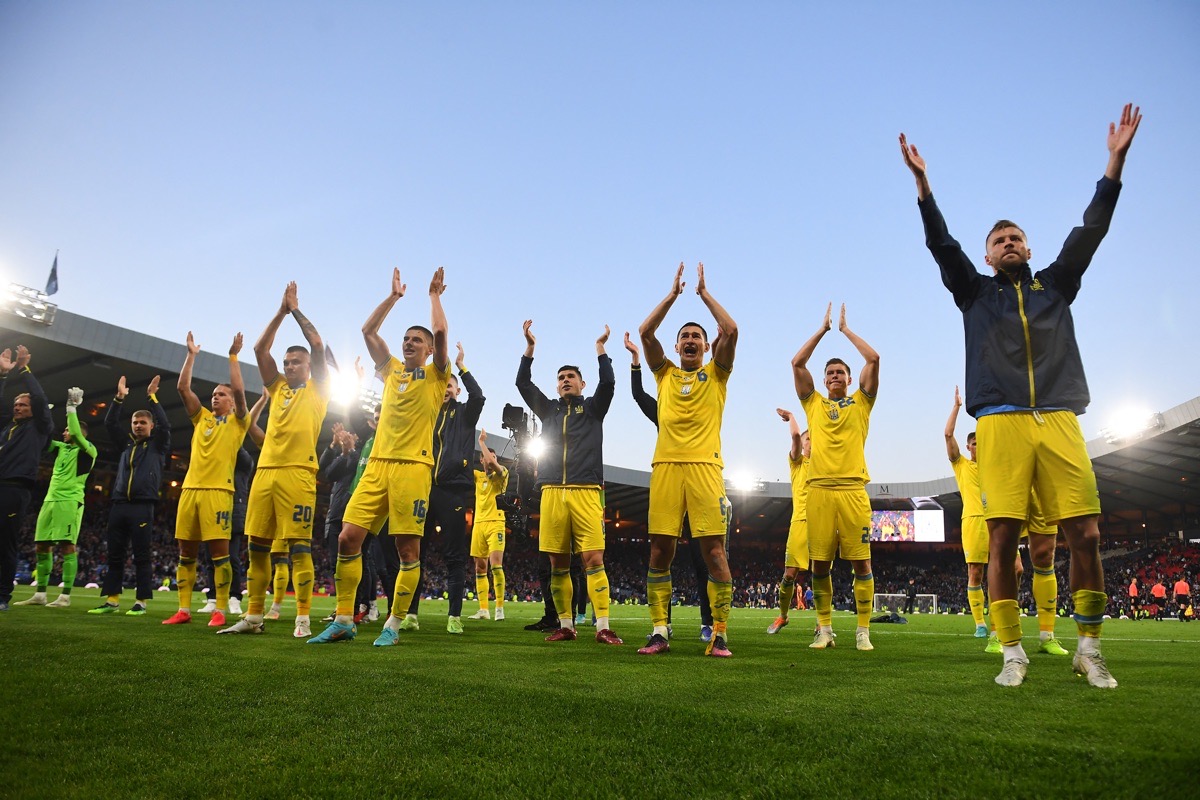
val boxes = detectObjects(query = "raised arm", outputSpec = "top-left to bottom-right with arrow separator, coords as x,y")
286,282 -> 328,384
899,133 -> 931,201
1105,103 -> 1142,182
65,387 -> 97,458
479,429 -> 503,475
625,331 -> 658,426
362,268 -> 405,369
16,348 -> 52,436
791,304 -> 832,400
944,386 -> 962,461
105,375 -> 130,443
229,333 -> 248,418
147,376 -> 170,454
455,342 -> 486,426
838,305 -> 879,396
246,388 -> 270,449
254,284 -> 291,386
177,332 -> 202,417
515,321 -> 552,420
777,407 -> 803,462
695,263 -> 738,369
638,263 -> 685,371
428,267 -> 449,372
592,325 -> 616,419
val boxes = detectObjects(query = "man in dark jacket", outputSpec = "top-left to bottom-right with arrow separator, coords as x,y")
900,103 -> 1142,689
0,346 -> 53,610
89,374 -> 170,616
517,320 -> 621,645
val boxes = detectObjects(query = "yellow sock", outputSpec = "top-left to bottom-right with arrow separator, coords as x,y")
854,572 -> 874,628
991,598 -> 1023,646
213,555 -> 232,611
1072,589 -> 1107,638
475,573 -> 490,611
708,578 -> 732,630
778,576 -> 795,619
1033,566 -> 1058,633
290,544 -> 314,616
586,566 -> 610,621
107,593 -> 121,606
247,543 -> 271,616
391,561 -> 421,618
491,566 -> 505,608
272,556 -> 290,605
550,568 -> 573,625
335,553 -> 363,616
647,568 -> 672,629
967,584 -> 985,627
176,557 -> 197,611
812,572 -> 833,628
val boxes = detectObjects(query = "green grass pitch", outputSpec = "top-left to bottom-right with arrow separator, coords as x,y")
1,587 -> 1195,798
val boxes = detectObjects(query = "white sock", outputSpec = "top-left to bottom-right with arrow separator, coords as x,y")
246,613 -> 264,624
652,625 -> 668,637
384,615 -> 402,631
561,617 -> 575,630
1002,643 -> 1028,661
1077,636 -> 1099,656
296,614 -> 309,624
821,625 -> 833,634
596,616 -> 609,631
1039,630 -> 1053,642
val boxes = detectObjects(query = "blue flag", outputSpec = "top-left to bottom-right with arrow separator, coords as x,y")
45,254 -> 59,295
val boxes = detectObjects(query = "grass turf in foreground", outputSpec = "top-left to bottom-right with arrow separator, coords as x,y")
1,588 -> 1196,799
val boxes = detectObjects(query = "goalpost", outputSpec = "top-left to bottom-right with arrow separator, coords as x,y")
873,593 -> 938,614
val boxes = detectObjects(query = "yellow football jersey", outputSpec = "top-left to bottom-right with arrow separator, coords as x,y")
372,355 -> 450,465
950,454 -> 984,519
474,467 -> 509,525
788,455 -> 810,520
183,407 -> 250,491
651,358 -> 730,466
257,374 -> 330,471
800,388 -> 874,487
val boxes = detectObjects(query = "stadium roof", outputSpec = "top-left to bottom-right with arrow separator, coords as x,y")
3,304 -> 1198,538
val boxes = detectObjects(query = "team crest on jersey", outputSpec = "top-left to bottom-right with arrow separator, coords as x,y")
574,406 -> 583,415
697,372 -> 707,382
828,405 -> 839,421
680,384 -> 692,396
1030,278 -> 1044,292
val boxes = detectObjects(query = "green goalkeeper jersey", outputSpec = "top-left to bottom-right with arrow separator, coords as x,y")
45,410 -> 98,503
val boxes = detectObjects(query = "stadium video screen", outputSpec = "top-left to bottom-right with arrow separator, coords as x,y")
870,509 -> 944,543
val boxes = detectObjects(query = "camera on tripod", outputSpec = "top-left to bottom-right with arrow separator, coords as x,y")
498,403 -> 539,533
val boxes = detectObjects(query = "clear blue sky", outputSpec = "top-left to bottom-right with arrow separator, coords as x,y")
2,1 -> 1197,485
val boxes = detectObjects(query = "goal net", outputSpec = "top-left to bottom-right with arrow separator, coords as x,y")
872,593 -> 938,614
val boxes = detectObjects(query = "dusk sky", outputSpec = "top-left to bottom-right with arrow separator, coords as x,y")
2,1 -> 1196,486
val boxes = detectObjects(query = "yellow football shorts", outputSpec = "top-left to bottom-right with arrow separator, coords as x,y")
976,410 -> 1099,523
538,485 -> 605,555
806,486 -> 871,562
246,467 -> 317,542
784,516 -> 809,571
175,488 -> 233,542
648,462 -> 731,538
343,459 -> 433,536
470,520 -> 506,559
